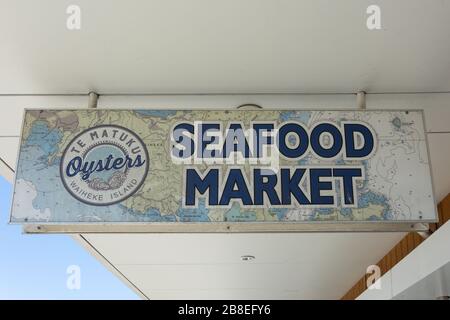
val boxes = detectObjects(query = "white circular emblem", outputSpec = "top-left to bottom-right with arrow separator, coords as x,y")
60,125 -> 149,206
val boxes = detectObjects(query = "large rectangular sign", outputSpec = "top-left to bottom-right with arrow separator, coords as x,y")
10,109 -> 437,227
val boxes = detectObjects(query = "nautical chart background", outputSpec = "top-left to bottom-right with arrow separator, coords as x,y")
10,109 -> 436,223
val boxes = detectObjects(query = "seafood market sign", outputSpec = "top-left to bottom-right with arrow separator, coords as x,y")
10,109 -> 437,230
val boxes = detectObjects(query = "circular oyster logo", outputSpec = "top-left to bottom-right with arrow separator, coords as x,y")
60,125 -> 149,206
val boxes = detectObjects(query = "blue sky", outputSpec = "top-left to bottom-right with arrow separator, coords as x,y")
0,176 -> 139,299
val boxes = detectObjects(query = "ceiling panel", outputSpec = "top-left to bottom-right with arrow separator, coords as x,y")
1,0 -> 450,94
84,232 -> 405,299
83,233 -> 404,266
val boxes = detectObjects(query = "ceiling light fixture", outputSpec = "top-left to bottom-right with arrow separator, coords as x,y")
241,255 -> 255,261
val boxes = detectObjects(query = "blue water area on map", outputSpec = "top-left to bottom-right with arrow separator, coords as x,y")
224,203 -> 256,222
280,111 -> 312,125
340,207 -> 352,217
24,121 -> 62,157
176,199 -> 210,222
134,110 -> 177,119
269,208 -> 288,220
358,191 -> 391,220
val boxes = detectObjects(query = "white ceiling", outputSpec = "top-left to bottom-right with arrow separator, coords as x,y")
83,232 -> 405,299
1,0 -> 450,94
